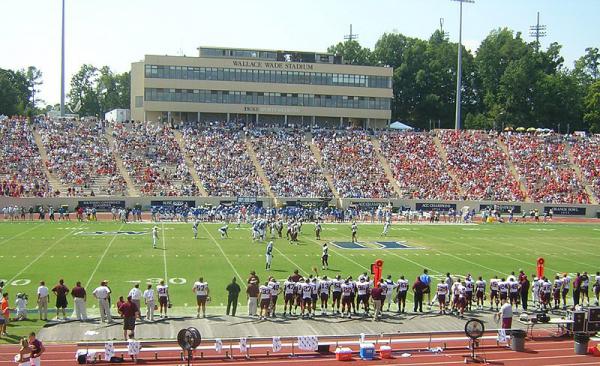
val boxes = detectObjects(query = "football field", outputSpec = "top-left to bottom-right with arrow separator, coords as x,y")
0,220 -> 598,341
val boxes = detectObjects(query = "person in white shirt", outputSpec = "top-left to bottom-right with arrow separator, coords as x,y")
384,275 -> 395,311
128,284 -> 142,318
92,281 -> 112,323
436,279 -> 449,314
561,273 -> 571,310
532,276 -> 541,309
192,277 -> 209,318
36,281 -> 49,321
258,282 -> 272,320
142,284 -> 155,321
396,276 -> 409,313
15,293 -> 27,320
156,280 -> 169,318
594,271 -> 600,306
152,226 -> 159,249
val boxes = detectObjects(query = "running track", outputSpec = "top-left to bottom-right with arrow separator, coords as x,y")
1,332 -> 597,365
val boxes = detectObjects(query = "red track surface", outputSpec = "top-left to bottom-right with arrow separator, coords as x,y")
1,333 -> 597,366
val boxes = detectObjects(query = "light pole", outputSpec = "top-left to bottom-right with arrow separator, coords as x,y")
452,0 -> 474,130
60,0 -> 66,117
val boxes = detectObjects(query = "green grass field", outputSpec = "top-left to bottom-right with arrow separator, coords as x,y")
0,220 -> 598,343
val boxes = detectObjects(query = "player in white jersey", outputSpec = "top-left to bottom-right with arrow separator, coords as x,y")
282,277 -> 296,317
192,277 -> 209,318
318,276 -> 331,315
156,280 -> 169,318
561,273 -> 571,310
192,220 -> 199,239
475,276 -> 486,310
464,275 -> 474,311
219,224 -> 228,238
265,241 -> 273,270
351,222 -> 358,243
258,281 -> 272,320
541,277 -> 552,310
396,276 -> 409,313
451,279 -> 462,313
331,275 -> 342,315
381,219 -> 391,236
321,243 -> 329,270
489,276 -> 499,310
152,226 -> 159,249
508,278 -> 520,310
268,277 -> 281,317
553,275 -> 563,310
301,279 -> 313,318
315,221 -> 322,240
341,279 -> 354,318
532,276 -> 541,309
384,275 -> 395,311
456,281 -> 467,317
594,272 -> 600,306
436,279 -> 449,314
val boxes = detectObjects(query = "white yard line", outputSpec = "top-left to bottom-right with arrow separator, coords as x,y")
272,246 -> 310,275
8,223 -> 85,284
161,222 -> 168,281
0,223 -> 44,247
303,237 -> 370,271
84,223 -> 125,288
201,223 -> 247,289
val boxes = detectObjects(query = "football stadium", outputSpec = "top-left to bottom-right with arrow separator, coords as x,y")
1,1 -> 600,365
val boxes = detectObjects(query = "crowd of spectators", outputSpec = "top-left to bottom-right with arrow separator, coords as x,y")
501,133 -> 590,204
182,127 -> 265,197
379,131 -> 460,200
438,130 -> 524,202
250,130 -> 332,198
39,119 -> 127,196
113,122 -> 197,196
570,135 -> 600,201
0,118 -> 52,197
313,130 -> 395,198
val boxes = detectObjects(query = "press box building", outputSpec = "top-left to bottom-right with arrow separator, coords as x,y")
130,47 -> 393,128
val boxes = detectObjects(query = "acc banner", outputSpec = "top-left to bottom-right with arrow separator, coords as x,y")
150,200 -> 195,209
479,204 -> 522,214
543,206 -> 586,216
415,202 -> 457,211
78,200 -> 125,212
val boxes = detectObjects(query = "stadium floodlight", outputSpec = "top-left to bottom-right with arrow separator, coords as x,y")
529,12 -> 547,51
451,0 -> 474,131
60,0 -> 66,117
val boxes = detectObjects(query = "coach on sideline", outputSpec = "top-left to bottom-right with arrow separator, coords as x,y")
71,282 -> 87,321
93,281 -> 112,323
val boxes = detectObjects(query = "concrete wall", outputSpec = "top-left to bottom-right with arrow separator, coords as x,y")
1,196 -> 598,218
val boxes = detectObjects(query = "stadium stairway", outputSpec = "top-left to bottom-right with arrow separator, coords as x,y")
305,133 -> 341,204
172,130 -> 208,197
105,127 -> 140,197
564,143 -> 599,204
496,138 -> 531,202
32,129 -> 65,194
432,134 -> 466,197
371,136 -> 404,198
244,138 -> 278,205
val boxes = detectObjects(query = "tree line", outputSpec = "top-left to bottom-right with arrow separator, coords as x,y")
329,27 -> 600,132
0,64 -> 129,118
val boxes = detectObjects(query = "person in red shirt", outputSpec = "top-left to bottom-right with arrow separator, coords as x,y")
118,296 -> 139,340
28,332 -> 45,366
52,279 -> 69,320
0,293 -> 12,336
370,280 -> 384,321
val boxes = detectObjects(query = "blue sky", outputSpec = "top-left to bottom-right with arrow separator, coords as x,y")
1,0 -> 598,105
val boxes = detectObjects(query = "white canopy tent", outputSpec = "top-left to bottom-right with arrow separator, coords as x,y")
389,121 -> 414,131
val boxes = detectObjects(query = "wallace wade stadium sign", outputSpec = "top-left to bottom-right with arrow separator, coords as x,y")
232,60 -> 314,70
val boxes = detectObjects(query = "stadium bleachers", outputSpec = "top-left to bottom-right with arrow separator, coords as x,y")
437,130 -> 525,202
182,127 -> 265,197
379,131 -> 460,200
570,135 -> 600,201
249,130 -> 332,198
501,133 -> 590,204
39,119 -> 127,197
0,119 -> 52,197
313,130 -> 395,198
113,122 -> 198,196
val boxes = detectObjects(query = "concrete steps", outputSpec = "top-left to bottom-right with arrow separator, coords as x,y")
565,143 -> 598,204
32,129 -> 65,194
173,130 -> 208,197
371,136 -> 403,198
105,127 -> 140,197
305,133 -> 341,203
496,138 -> 531,202
432,135 -> 466,198
244,139 -> 277,204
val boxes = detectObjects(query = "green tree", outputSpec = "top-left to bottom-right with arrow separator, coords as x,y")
25,66 -> 43,113
327,40 -> 373,66
583,80 -> 600,133
67,64 -> 100,116
0,68 -> 30,115
573,47 -> 600,86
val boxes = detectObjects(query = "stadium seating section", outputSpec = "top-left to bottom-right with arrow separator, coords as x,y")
1,118 -> 598,204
